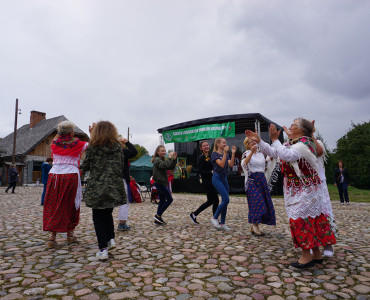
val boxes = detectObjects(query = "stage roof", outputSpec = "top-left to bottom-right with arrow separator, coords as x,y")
157,113 -> 282,134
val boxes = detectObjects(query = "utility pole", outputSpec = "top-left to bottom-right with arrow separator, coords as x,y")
12,99 -> 19,164
127,127 -> 130,141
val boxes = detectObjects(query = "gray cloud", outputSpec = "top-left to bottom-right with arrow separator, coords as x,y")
0,0 -> 369,154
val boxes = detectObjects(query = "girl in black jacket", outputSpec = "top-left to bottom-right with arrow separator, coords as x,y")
189,141 -> 219,224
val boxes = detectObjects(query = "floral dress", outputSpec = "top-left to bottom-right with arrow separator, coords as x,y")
241,151 -> 276,225
258,137 -> 336,249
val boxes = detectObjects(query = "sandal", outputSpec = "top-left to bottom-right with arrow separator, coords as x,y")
67,233 -> 78,244
47,235 -> 58,248
251,225 -> 265,236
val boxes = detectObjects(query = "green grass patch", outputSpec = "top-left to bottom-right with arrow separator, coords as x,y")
327,184 -> 370,203
176,184 -> 370,203
232,184 -> 370,202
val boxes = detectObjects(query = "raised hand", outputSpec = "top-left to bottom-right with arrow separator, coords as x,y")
283,126 -> 292,139
119,137 -> 128,144
89,123 -> 96,133
245,129 -> 261,143
269,124 -> 281,142
224,145 -> 230,153
172,152 -> 178,160
231,145 -> 236,154
251,145 -> 258,154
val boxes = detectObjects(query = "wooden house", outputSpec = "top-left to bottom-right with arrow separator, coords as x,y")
0,111 -> 89,185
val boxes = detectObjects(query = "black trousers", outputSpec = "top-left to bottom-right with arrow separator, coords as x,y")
337,182 -> 349,203
92,208 -> 115,250
194,183 -> 219,216
6,182 -> 16,193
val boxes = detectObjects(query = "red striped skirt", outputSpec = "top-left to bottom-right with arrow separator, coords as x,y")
43,173 -> 80,232
289,213 -> 336,249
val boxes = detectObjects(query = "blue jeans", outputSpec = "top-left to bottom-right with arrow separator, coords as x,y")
125,179 -> 133,203
41,184 -> 47,205
212,173 -> 229,224
154,183 -> 173,216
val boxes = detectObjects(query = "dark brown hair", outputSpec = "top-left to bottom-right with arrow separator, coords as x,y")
199,140 -> 208,149
90,121 -> 119,147
337,160 -> 345,168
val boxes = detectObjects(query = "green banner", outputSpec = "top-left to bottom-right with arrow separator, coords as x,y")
162,122 -> 235,144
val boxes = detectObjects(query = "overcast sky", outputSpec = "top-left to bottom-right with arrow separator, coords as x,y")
1,0 -> 369,154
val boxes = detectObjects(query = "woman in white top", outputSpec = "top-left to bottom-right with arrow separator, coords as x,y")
241,137 -> 276,236
246,118 -> 336,269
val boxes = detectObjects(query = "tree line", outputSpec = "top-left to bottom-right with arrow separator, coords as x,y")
324,121 -> 370,189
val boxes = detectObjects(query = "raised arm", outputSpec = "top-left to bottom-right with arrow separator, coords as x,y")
215,146 -> 229,168
228,146 -> 236,167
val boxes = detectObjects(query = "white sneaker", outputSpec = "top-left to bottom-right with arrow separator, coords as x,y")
323,246 -> 334,257
211,218 -> 221,229
220,224 -> 231,231
96,249 -> 108,260
108,239 -> 116,249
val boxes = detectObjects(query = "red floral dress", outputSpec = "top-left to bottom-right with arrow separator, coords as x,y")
281,138 -> 336,249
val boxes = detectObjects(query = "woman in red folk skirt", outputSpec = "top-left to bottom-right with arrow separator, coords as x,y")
247,118 -> 336,269
43,121 -> 88,247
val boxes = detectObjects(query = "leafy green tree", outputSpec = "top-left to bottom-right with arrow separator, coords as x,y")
334,121 -> 370,189
130,144 -> 149,162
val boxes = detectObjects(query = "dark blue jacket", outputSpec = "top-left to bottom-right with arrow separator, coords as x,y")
41,162 -> 52,184
8,167 -> 18,184
334,168 -> 349,184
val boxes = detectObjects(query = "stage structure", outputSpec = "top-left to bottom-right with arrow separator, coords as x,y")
157,113 -> 284,195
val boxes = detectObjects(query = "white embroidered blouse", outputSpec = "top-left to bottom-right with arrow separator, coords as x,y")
257,139 -> 329,221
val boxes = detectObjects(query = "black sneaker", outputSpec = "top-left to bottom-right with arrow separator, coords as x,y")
189,213 -> 199,225
154,220 -> 165,225
154,215 -> 166,224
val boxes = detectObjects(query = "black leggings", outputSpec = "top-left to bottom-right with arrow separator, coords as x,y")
194,183 -> 219,216
92,208 -> 115,250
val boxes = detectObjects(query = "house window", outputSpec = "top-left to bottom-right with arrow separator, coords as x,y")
46,139 -> 49,144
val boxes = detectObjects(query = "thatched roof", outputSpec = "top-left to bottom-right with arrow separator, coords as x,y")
0,115 -> 88,157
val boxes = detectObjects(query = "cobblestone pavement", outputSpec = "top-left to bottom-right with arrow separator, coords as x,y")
0,187 -> 369,300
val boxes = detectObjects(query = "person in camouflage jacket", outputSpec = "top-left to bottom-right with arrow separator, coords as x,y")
81,121 -> 127,260
151,145 -> 177,225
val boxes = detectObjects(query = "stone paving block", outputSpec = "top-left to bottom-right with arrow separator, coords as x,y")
0,187 -> 369,299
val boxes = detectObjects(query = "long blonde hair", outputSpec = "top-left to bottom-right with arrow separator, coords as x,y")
213,137 -> 225,152
151,145 -> 165,163
90,121 -> 119,147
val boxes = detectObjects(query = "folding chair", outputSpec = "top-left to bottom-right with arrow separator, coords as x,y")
137,181 -> 150,201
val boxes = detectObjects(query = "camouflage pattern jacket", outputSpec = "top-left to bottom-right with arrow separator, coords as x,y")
152,157 -> 177,186
81,142 -> 127,209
